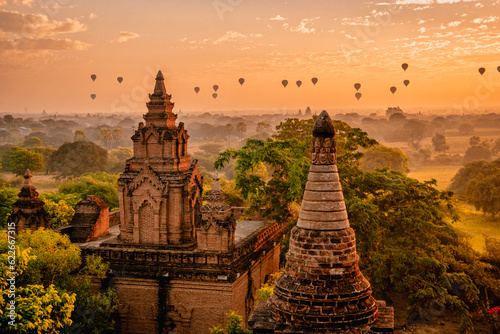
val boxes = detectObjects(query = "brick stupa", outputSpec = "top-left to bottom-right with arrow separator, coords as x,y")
9,169 -> 50,234
249,110 -> 394,333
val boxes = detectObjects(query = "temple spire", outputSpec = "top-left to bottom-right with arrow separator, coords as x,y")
212,171 -> 221,193
145,69 -> 176,128
153,70 -> 166,96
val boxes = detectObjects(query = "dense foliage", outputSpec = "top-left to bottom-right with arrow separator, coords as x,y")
0,229 -> 118,333
1,146 -> 44,175
0,187 -> 17,228
449,159 -> 500,217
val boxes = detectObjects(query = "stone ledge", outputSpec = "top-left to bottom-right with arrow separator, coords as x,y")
249,300 -> 394,334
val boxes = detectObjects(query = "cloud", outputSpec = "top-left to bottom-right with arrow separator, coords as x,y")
12,0 -> 35,7
270,14 -> 287,21
288,17 -> 320,34
418,27 -> 427,33
116,31 -> 140,43
0,37 -> 90,50
89,13 -> 97,20
213,30 -> 262,45
0,10 -> 86,38
448,20 -> 462,27
472,16 -> 498,24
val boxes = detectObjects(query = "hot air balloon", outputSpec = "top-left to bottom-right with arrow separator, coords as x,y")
402,63 -> 408,71
194,87 -> 200,94
311,77 -> 318,85
282,80 -> 288,88
403,80 -> 410,87
117,77 -> 123,83
213,85 -> 219,92
296,80 -> 302,88
498,66 -> 500,72
390,86 -> 397,94
91,74 -> 96,82
91,94 -> 96,100
238,78 -> 245,85
354,83 -> 361,91
478,67 -> 486,75
355,92 -> 362,101
212,93 -> 218,99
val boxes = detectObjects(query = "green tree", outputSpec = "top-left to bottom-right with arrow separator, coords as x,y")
49,141 -> 108,178
31,146 -> 56,174
465,170 -> 500,217
1,146 -> 44,175
432,133 -> 449,153
57,172 -> 119,209
463,145 -> 492,164
448,159 -> 500,196
0,229 -> 118,333
0,186 -> 17,228
22,136 -> 43,149
199,143 -> 224,155
42,199 -> 76,228
73,129 -> 87,142
361,145 -> 409,173
273,117 -> 315,141
256,122 -> 271,138
236,121 -> 247,141
209,311 -> 251,334
403,119 -> 427,150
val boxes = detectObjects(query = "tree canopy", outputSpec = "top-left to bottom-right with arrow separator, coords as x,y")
0,229 -> 118,333
49,141 -> 108,178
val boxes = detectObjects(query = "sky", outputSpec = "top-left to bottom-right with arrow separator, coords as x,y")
0,0 -> 500,115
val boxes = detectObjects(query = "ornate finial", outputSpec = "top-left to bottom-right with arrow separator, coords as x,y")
311,110 -> 336,165
23,169 -> 33,187
212,171 -> 221,193
153,70 -> 166,95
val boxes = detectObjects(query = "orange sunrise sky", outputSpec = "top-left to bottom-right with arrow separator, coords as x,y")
0,0 -> 499,115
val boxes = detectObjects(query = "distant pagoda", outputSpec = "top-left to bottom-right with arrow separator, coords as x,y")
249,110 -> 394,333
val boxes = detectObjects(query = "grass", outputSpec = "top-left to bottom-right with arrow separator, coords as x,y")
1,172 -> 59,193
452,200 -> 500,253
406,165 -> 499,254
407,165 -> 461,190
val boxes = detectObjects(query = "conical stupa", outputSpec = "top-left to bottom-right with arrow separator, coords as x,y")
249,110 -> 393,333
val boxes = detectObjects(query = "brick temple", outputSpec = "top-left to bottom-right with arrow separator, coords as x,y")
248,111 -> 394,333
78,71 -> 285,334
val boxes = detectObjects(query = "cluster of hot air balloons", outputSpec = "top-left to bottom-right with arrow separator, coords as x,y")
281,77 -> 318,88
89,74 -> 124,100
478,66 -> 500,75
354,83 -> 362,101
389,63 -> 411,95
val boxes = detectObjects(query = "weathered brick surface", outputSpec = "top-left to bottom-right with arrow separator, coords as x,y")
68,195 -> 109,242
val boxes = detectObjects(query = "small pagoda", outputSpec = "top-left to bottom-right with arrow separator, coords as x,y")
9,169 -> 50,234
249,110 -> 394,333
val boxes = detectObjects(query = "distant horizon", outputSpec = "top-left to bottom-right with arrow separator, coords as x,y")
1,0 -> 499,115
